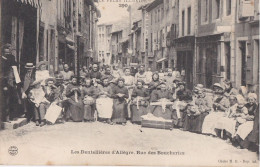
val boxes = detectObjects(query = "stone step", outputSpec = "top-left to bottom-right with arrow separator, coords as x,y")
1,118 -> 28,130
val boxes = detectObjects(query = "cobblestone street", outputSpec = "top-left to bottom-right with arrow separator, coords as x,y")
0,122 -> 258,166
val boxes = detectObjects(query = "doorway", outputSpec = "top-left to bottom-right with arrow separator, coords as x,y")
239,41 -> 247,86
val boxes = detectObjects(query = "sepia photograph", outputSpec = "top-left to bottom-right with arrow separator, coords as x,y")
0,0 -> 259,166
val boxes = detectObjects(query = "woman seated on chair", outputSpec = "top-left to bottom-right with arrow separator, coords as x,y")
65,76 -> 84,122
150,82 -> 174,120
96,76 -> 114,124
81,77 -> 99,122
130,79 -> 150,124
111,77 -> 129,125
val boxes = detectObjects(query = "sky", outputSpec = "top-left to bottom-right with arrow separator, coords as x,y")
96,0 -> 153,24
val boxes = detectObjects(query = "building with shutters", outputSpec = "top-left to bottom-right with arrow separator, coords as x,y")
129,20 -> 142,65
196,0 -> 234,88
97,24 -> 113,66
196,0 -> 259,92
56,0 -> 100,76
146,0 -> 167,72
138,3 -> 150,70
174,0 -> 197,89
233,0 -> 259,92
164,0 -> 179,70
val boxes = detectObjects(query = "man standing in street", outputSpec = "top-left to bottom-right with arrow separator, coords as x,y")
21,63 -> 35,121
1,43 -> 21,122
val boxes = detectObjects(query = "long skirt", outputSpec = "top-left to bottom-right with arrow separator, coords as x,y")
172,110 -> 186,127
235,121 -> 254,140
66,99 -> 84,122
151,106 -> 172,120
111,99 -> 127,123
183,112 -> 208,133
84,104 -> 95,121
202,112 -> 225,136
130,105 -> 147,122
96,97 -> 113,119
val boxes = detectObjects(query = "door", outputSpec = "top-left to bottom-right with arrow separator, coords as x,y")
225,42 -> 231,80
185,51 -> 193,89
206,49 -> 213,88
239,41 -> 247,86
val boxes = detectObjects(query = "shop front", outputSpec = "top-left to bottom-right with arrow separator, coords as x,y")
174,36 -> 195,89
1,0 -> 39,76
196,34 -> 223,88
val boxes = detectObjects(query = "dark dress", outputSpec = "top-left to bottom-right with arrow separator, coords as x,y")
238,103 -> 259,149
89,71 -> 102,84
111,85 -> 129,123
150,89 -> 174,120
21,71 -> 35,119
65,84 -> 84,122
172,89 -> 193,127
130,87 -> 149,122
247,104 -> 259,144
148,80 -> 160,94
183,96 -> 211,133
81,85 -> 98,121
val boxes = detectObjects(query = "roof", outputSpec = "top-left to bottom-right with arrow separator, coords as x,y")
138,3 -> 151,10
111,30 -> 123,34
85,0 -> 101,18
146,0 -> 163,12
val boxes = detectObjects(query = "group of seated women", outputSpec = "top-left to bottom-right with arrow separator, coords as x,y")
29,69 -> 259,152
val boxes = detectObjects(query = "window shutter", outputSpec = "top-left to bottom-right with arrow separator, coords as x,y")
11,17 -> 18,61
246,41 -> 253,84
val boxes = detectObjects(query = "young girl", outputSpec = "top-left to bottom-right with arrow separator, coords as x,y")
29,80 -> 49,126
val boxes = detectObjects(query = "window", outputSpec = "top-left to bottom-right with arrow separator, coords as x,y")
158,9 -> 160,22
161,7 -> 164,20
102,34 -> 104,42
151,12 -> 153,25
212,0 -> 221,19
201,0 -> 208,23
155,11 -> 157,23
226,0 -> 231,16
182,10 -> 185,36
187,7 -> 191,34
150,33 -> 153,52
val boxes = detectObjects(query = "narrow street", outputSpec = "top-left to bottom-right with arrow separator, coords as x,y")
0,122 -> 258,166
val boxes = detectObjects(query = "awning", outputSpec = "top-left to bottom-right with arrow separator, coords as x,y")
16,0 -> 41,8
156,57 -> 167,63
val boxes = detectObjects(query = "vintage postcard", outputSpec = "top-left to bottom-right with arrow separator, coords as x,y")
0,0 -> 259,166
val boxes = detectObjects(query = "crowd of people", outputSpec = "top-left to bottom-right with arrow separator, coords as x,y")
1,43 -> 259,153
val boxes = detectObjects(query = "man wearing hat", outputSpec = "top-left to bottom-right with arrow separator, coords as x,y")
21,63 -> 36,121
